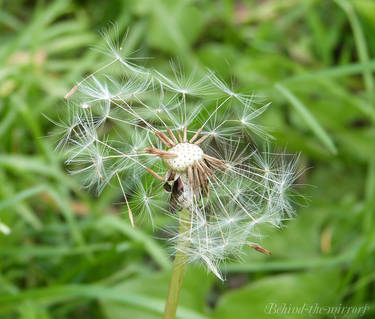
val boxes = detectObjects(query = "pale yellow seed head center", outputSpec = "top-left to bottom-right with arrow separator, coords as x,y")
164,143 -> 204,172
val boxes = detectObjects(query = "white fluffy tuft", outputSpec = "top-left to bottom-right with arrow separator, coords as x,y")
53,30 -> 301,280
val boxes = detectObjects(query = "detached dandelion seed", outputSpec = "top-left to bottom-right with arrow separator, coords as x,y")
0,221 -> 11,235
55,31 -> 301,319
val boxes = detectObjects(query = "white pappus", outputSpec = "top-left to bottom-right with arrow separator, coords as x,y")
55,33 -> 301,280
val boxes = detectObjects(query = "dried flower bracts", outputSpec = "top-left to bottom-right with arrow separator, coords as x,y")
145,140 -> 226,196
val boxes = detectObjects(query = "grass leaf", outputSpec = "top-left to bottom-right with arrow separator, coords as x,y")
275,83 -> 337,154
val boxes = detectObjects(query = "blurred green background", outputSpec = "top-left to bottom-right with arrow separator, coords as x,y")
1,0 -> 375,318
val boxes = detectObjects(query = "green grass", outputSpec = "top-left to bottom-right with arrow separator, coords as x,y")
1,0 -> 375,318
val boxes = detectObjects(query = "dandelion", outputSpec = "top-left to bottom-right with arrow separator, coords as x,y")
56,32 -> 300,319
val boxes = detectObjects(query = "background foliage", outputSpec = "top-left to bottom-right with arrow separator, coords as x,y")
1,0 -> 375,318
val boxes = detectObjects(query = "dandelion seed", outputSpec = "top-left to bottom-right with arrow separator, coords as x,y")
207,69 -> 255,106
0,221 -> 11,235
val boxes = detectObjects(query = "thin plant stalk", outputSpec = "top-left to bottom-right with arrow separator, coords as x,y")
163,209 -> 191,319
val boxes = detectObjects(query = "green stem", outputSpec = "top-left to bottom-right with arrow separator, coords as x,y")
163,209 -> 191,319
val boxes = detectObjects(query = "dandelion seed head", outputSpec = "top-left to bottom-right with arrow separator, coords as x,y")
53,30 -> 302,280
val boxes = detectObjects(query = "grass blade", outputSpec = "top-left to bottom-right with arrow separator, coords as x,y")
275,83 -> 337,154
334,0 -> 374,93
99,215 -> 171,271
0,284 -> 208,319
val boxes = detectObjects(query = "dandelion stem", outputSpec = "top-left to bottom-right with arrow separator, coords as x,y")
163,209 -> 191,319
